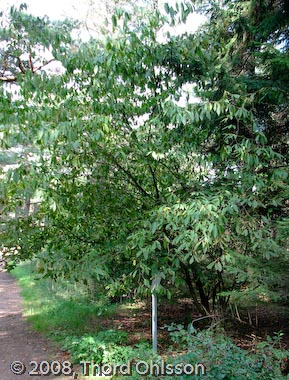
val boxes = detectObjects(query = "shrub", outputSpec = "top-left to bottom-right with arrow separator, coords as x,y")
164,324 -> 289,380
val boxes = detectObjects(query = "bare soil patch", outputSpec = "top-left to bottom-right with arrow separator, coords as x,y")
92,297 -> 289,352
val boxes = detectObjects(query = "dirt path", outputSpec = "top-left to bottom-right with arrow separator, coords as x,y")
0,271 -> 82,380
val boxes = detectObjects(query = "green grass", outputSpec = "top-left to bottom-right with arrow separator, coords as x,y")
11,261 -> 116,339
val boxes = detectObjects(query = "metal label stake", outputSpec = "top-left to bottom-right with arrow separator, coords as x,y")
151,274 -> 161,354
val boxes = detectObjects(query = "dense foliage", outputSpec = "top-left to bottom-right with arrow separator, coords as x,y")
1,0 -> 288,314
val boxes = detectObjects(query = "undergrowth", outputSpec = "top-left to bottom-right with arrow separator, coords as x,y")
11,261 -> 289,379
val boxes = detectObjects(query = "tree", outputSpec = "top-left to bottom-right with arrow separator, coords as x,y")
1,1 -> 288,314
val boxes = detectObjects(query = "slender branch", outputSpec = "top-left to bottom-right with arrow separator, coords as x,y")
0,76 -> 17,82
97,143 -> 152,199
17,57 -> 26,74
256,164 -> 289,174
28,50 -> 34,72
58,223 -> 99,245
192,314 -> 220,324
33,58 -> 55,73
111,157 -> 153,199
0,57 -> 55,82
148,163 -> 160,202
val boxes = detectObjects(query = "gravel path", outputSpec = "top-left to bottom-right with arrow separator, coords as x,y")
0,271 -> 82,380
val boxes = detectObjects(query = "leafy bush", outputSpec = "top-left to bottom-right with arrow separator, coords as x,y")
164,324 -> 289,380
63,330 -> 129,364
102,345 -> 135,365
63,335 -> 105,364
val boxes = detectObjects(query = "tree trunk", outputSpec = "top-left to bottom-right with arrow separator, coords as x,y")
181,263 -> 204,315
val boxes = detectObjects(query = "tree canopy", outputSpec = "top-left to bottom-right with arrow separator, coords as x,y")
1,0 -> 288,314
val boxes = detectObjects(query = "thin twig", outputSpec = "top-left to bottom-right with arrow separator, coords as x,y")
33,58 -> 55,73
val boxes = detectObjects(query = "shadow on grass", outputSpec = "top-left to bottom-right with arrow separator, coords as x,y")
11,261 -> 116,340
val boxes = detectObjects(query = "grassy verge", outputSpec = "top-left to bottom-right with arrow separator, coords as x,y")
11,261 -> 115,338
